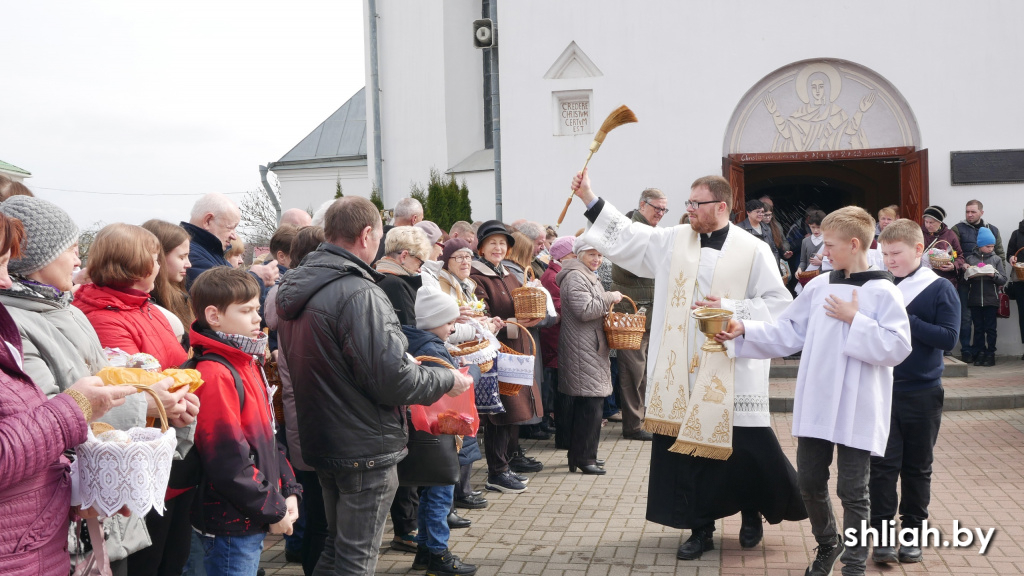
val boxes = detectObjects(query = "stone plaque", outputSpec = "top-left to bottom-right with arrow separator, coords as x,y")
950,150 -> 1024,185
553,90 -> 592,136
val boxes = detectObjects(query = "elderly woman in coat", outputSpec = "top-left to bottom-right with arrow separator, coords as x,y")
0,210 -> 136,576
470,221 -> 545,494
556,238 -> 621,475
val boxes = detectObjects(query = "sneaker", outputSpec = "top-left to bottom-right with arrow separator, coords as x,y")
513,472 -> 530,484
426,548 -> 478,576
413,546 -> 430,570
872,545 -> 898,564
898,545 -> 923,563
485,471 -> 527,494
391,532 -> 418,553
453,494 -> 489,509
510,451 -> 544,473
805,538 -> 844,576
607,411 -> 623,422
962,352 -> 976,363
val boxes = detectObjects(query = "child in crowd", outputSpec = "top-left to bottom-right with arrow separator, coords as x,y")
401,286 -> 479,576
717,206 -> 912,576
963,226 -> 1007,366
188,267 -> 301,576
795,209 -> 829,294
869,219 -> 960,564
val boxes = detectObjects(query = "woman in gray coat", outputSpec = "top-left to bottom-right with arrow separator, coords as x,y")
556,238 -> 621,475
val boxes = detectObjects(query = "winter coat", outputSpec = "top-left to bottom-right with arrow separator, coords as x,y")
181,221 -> 231,289
375,259 -> 423,326
189,328 -> 302,535
1009,221 -> 1024,283
539,260 -> 562,369
922,223 -> 966,288
953,219 -> 1005,260
555,259 -> 616,398
0,301 -> 88,576
738,218 -> 781,264
470,259 -> 544,425
964,250 -> 1007,307
275,243 -> 454,471
73,284 -> 188,370
264,281 -> 310,471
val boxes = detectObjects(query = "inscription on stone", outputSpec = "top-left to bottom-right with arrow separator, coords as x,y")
553,90 -> 593,136
951,150 -> 1024,185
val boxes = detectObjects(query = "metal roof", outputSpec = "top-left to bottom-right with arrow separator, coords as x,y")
0,159 -> 31,177
269,88 -> 367,170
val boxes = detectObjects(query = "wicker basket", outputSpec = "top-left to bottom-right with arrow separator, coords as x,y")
449,339 -> 494,372
604,295 -> 645,350
415,355 -> 455,370
1013,248 -> 1024,281
512,267 -> 547,319
796,269 -> 820,286
497,321 -> 535,396
927,239 -> 954,269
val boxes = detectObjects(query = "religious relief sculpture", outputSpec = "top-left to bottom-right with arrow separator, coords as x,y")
763,62 -> 876,152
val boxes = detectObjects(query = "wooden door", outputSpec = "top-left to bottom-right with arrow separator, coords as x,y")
899,149 -> 929,224
722,156 -> 745,222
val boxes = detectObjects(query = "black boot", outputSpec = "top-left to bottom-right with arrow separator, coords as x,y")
898,544 -> 923,563
984,354 -> 996,366
413,546 -> 430,570
676,525 -> 714,560
426,548 -> 478,576
738,510 -> 763,548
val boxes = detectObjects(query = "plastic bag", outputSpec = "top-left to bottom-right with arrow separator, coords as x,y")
410,365 -> 480,437
96,366 -> 204,394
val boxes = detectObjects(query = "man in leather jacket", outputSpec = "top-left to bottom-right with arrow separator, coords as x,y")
276,196 -> 472,576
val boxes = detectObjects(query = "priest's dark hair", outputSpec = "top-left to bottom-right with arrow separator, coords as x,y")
690,175 -> 733,211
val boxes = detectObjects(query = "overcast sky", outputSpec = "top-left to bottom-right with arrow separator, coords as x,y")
1,1 -> 365,231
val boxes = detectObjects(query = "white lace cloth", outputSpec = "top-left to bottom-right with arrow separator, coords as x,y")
75,427 -> 176,517
446,319 -> 500,366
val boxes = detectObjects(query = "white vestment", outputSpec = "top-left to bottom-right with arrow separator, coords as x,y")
735,270 -> 912,455
581,202 -> 792,427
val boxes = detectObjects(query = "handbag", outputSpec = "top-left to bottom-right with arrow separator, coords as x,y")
998,288 -> 1011,319
397,428 -> 460,487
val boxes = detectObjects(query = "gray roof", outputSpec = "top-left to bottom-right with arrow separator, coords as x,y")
270,88 -> 367,170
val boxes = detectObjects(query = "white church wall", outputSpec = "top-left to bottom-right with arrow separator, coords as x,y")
276,166 -> 370,213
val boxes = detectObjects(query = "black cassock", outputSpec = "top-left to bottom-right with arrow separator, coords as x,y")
646,427 -> 808,529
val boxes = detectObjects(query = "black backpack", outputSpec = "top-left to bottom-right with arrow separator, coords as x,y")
167,351 -> 245,490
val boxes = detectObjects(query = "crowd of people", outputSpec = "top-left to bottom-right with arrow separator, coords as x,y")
0,165 -> 1022,576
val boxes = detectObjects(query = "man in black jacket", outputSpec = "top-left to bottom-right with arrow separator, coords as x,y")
276,196 -> 473,576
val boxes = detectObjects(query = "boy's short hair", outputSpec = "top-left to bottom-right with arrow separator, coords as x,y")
269,225 -> 298,259
878,218 -> 924,248
88,223 -> 161,288
190,267 -> 261,330
821,206 -> 875,252
807,209 -> 826,226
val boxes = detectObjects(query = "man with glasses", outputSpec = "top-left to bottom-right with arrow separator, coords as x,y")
570,169 -> 806,561
611,188 -> 668,441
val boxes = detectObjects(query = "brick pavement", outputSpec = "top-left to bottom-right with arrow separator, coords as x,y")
261,405 -> 1024,575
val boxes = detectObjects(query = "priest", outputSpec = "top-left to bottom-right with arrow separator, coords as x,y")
570,169 -> 807,559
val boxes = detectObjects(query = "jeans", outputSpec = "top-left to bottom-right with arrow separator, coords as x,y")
416,485 -> 454,553
196,531 -> 265,576
127,490 -> 195,576
797,437 -> 871,576
870,386 -> 944,531
182,531 -> 208,576
970,306 -> 998,354
958,284 -> 973,354
313,465 -> 398,576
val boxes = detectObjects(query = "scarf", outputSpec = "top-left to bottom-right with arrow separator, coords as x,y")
643,225 -> 758,460
216,331 -> 269,358
4,276 -> 73,307
375,257 -> 411,277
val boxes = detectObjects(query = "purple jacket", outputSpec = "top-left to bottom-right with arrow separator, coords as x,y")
0,301 -> 88,575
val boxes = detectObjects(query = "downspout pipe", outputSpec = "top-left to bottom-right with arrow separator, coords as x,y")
368,0 -> 385,200
259,164 -> 282,222
489,0 -> 501,221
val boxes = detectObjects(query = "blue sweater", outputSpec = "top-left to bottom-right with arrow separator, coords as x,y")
892,275 -> 961,391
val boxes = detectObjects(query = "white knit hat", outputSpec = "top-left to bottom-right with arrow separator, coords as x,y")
573,236 -> 596,255
415,286 -> 460,330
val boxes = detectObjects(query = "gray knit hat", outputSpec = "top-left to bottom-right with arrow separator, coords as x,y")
0,196 -> 80,275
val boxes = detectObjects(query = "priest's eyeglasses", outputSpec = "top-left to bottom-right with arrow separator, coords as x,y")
684,199 -> 721,210
643,200 -> 669,215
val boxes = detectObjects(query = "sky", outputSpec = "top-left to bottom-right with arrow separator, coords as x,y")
1,1 -> 365,231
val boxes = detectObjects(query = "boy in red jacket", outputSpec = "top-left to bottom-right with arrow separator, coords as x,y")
188,267 -> 301,576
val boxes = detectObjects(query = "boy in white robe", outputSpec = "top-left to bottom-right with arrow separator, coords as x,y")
717,206 -> 912,576
869,220 -> 959,565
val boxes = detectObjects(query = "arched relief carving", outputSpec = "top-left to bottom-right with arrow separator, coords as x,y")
724,58 -> 921,156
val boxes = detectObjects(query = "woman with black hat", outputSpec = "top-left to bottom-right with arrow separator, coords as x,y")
921,205 -> 966,288
470,221 -> 545,494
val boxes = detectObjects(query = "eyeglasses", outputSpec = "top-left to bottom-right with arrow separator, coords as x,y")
450,254 -> 473,263
643,200 -> 669,215
684,199 -> 722,210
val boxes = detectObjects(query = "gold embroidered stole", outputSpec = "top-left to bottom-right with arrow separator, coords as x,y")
643,226 -> 757,460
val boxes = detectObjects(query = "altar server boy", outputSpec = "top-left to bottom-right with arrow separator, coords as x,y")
868,219 -> 959,565
716,206 -> 912,576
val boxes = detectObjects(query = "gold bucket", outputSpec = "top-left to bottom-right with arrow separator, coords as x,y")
692,308 -> 733,353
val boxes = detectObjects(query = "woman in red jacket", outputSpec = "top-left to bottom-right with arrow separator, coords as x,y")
73,223 -> 200,576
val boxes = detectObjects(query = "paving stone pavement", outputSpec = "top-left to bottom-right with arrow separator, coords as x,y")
261,405 -> 1024,575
